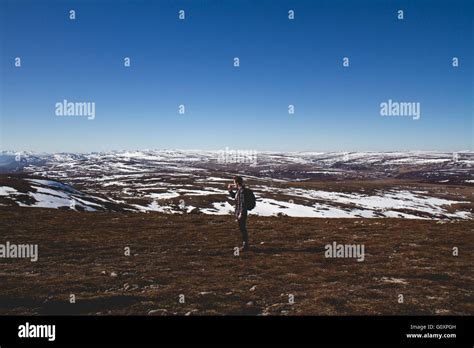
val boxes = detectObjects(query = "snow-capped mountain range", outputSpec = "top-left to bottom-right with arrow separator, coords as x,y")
0,150 -> 472,219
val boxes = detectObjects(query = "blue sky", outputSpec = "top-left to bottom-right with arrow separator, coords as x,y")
1,0 -> 472,152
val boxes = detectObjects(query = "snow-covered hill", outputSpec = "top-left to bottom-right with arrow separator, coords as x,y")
0,150 -> 472,219
0,176 -> 130,212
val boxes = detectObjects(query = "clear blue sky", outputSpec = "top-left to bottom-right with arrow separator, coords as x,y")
1,0 -> 472,153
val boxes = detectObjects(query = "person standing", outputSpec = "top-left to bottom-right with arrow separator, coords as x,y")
228,176 -> 249,251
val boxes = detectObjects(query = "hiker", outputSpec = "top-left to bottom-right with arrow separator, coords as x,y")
228,176 -> 250,251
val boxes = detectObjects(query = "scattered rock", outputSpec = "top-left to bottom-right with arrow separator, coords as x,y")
435,309 -> 450,314
199,291 -> 213,295
380,276 -> 408,285
148,309 -> 167,315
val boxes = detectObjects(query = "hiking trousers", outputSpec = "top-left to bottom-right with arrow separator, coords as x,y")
238,212 -> 248,246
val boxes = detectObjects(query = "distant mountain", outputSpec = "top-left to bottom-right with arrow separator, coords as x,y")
0,152 -> 47,173
0,150 -> 472,219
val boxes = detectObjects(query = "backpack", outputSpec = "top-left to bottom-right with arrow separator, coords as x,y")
244,187 -> 256,210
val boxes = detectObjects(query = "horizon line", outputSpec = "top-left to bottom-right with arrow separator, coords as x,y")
1,149 -> 473,155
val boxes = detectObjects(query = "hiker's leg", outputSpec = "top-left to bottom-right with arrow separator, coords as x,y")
238,215 -> 248,248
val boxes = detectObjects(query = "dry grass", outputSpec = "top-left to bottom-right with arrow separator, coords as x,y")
0,207 -> 472,316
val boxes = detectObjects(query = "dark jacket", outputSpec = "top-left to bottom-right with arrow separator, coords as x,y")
229,186 -> 246,218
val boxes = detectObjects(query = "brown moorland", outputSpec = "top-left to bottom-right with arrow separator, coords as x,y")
0,207 -> 472,316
